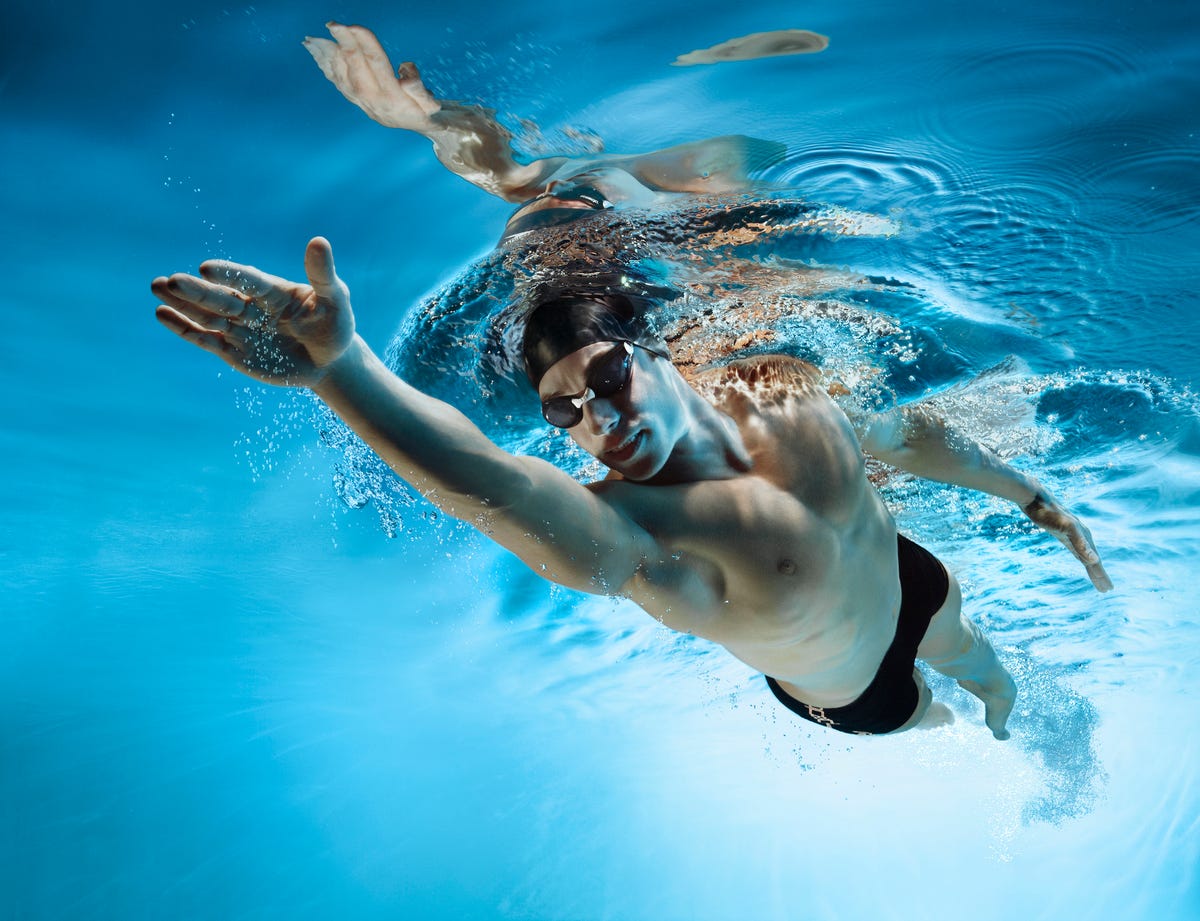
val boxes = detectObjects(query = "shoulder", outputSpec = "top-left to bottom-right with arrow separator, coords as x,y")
689,356 -> 870,517
687,354 -> 828,411
695,353 -> 823,383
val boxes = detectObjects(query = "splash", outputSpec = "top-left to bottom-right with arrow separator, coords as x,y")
1004,649 -> 1108,824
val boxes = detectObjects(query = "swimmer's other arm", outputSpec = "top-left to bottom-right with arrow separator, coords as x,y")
152,238 -> 691,601
303,23 -> 782,201
304,23 -> 559,200
855,404 -> 1113,592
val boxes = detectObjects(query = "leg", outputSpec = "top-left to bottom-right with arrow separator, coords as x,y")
893,667 -> 955,733
917,572 -> 1017,740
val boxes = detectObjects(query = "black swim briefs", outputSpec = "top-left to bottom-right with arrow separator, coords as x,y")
764,534 -> 950,736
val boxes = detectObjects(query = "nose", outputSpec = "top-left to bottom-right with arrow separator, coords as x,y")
582,395 -> 621,434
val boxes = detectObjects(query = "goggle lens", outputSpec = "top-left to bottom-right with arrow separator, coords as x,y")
541,342 -> 634,428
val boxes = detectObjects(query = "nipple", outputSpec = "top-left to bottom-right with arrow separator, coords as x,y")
777,558 -> 797,575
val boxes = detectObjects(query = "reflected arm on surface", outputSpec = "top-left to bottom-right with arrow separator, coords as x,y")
303,23 -> 782,201
854,403 -> 1113,592
152,238 -> 664,596
303,22 -> 566,201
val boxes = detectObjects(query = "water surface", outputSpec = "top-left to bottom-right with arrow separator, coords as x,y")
3,1 -> 1199,918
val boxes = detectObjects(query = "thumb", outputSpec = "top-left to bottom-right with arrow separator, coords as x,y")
304,236 -> 344,302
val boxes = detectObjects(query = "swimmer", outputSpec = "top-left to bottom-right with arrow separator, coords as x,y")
151,25 -> 1112,740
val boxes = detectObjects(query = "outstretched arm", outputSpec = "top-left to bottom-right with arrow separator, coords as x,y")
152,239 -> 661,594
854,403 -> 1113,592
303,23 -> 783,202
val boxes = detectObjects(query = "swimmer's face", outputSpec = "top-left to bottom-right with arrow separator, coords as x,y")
537,340 -> 683,481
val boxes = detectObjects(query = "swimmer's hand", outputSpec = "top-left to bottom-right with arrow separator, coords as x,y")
302,23 -> 561,200
304,23 -> 441,131
1021,491 -> 1114,592
152,237 -> 355,389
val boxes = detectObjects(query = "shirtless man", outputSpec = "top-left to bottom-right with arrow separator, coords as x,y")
151,24 -> 1111,739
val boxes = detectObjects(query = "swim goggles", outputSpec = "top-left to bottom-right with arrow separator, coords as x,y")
548,185 -> 610,209
500,185 -> 612,242
540,340 -> 652,429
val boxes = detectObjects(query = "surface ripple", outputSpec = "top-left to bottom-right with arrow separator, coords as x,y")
918,37 -> 1144,157
767,143 -> 981,211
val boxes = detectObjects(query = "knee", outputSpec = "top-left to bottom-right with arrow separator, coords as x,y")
922,617 -> 987,668
921,624 -> 974,667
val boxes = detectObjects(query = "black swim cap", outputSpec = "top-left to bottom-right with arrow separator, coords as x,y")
522,294 -> 662,387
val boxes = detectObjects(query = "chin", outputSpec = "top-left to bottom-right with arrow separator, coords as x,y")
611,436 -> 667,482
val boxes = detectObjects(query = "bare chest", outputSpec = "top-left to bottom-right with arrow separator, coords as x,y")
613,474 -> 844,622
625,474 -> 898,690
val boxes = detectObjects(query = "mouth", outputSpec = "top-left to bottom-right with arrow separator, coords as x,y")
603,430 -> 644,465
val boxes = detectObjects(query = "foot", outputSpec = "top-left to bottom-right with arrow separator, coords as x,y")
958,671 -> 1017,740
917,702 -> 955,730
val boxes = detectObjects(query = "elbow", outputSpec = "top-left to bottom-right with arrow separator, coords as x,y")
859,409 -> 907,456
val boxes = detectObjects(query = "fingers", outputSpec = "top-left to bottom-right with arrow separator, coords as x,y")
303,236 -> 343,301
321,23 -> 386,102
155,242 -> 326,326
1060,517 -> 1097,564
1087,561 -> 1114,593
151,279 -> 254,347
395,60 -> 441,115
329,23 -> 397,94
1066,521 -> 1113,592
1028,500 -> 1114,593
324,24 -> 377,101
303,35 -> 341,84
1061,521 -> 1113,593
304,25 -> 364,105
155,304 -> 244,364
152,274 -> 271,359
198,259 -> 300,313
154,272 -> 257,321
306,22 -> 439,123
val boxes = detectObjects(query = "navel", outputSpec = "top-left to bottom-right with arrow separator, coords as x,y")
777,558 -> 797,576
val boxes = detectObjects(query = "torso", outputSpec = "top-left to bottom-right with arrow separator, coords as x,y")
591,356 -> 902,706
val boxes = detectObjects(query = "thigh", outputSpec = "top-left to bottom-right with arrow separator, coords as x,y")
893,667 -> 933,733
915,569 -> 969,661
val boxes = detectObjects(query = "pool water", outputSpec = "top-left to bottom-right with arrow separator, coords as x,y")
3,0 -> 1199,919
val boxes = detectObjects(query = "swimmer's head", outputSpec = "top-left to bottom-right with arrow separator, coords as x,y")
522,293 -> 668,389
500,184 -> 612,242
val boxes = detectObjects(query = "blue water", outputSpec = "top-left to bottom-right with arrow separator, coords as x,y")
4,1 -> 1199,919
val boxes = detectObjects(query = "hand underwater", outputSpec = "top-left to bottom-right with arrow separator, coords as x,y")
152,236 -> 356,388
1022,491 -> 1114,592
